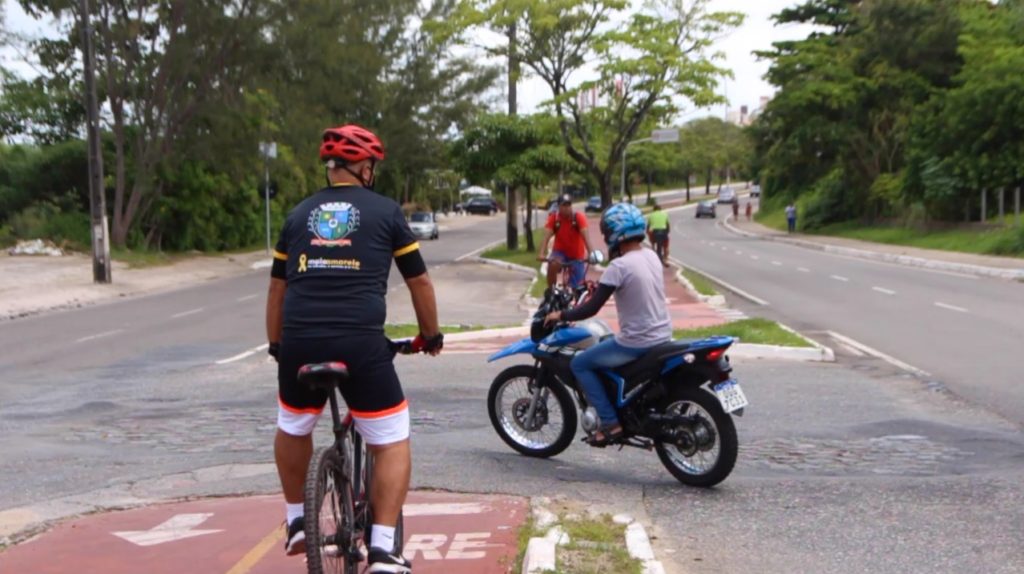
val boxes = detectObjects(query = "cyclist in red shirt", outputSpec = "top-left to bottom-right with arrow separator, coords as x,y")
537,194 -> 598,289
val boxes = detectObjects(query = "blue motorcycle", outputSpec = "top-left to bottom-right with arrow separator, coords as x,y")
486,304 -> 748,487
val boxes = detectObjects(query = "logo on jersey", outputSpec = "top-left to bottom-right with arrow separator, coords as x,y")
308,202 -> 360,247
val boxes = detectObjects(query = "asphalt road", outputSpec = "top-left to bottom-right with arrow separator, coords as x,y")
0,213 -> 507,405
670,204 -> 1024,427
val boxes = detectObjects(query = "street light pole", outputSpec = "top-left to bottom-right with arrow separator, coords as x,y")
621,138 -> 651,200
79,0 -> 111,283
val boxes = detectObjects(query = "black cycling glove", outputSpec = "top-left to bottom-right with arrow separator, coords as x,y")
268,342 -> 280,362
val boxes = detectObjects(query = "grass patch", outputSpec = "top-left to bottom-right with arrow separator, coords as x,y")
756,210 -> 1024,258
530,271 -> 548,299
383,323 -> 507,339
680,267 -> 717,296
559,514 -> 641,574
110,248 -> 184,268
481,229 -> 546,269
512,513 -> 544,574
673,318 -> 812,348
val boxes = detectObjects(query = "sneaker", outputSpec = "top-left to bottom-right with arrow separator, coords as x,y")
284,516 -> 305,556
367,546 -> 412,573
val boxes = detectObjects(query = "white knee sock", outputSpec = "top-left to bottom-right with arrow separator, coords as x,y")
370,524 -> 396,553
285,503 -> 304,525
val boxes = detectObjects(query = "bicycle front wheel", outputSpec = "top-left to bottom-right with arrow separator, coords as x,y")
305,445 -> 358,574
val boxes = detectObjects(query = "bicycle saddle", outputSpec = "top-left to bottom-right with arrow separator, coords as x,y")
297,362 -> 350,389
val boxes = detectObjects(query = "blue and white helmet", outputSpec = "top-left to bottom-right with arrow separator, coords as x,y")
600,202 -> 647,252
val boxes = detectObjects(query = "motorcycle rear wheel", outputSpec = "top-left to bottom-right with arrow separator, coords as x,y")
487,365 -> 578,458
654,386 -> 738,487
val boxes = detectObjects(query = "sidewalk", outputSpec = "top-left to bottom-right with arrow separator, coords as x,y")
728,215 -> 1024,279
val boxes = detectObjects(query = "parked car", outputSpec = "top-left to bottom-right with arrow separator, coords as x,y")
750,184 -> 761,198
465,197 -> 499,215
717,186 -> 737,204
584,196 -> 602,213
695,200 -> 717,218
408,211 -> 439,240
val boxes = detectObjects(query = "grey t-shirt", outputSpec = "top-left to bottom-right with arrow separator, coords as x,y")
599,248 -> 673,348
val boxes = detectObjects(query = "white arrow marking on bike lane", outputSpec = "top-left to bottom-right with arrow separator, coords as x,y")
113,513 -> 223,546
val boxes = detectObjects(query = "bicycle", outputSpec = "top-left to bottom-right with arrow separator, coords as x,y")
297,339 -> 418,574
546,256 -> 595,307
649,230 -> 669,266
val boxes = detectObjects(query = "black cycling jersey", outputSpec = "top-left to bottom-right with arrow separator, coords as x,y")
273,183 -> 420,337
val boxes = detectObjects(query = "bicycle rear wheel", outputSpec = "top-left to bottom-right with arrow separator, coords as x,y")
305,445 -> 358,574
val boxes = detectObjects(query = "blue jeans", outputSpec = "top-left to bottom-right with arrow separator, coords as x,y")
550,250 -> 585,288
570,337 -> 648,427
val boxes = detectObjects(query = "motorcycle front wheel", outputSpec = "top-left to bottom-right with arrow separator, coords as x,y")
487,365 -> 578,458
654,386 -> 738,488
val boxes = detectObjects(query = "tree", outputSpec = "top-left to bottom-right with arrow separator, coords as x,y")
20,0 -> 274,247
450,113 -> 568,251
445,0 -> 741,208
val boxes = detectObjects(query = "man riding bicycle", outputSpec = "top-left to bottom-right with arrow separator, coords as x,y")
537,194 -> 599,289
266,124 -> 442,573
646,203 -> 670,267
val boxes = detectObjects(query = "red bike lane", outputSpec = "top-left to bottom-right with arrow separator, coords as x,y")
0,491 -> 527,574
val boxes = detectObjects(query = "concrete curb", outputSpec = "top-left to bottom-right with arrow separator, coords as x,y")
522,503 -> 666,574
730,342 -> 834,362
469,255 -> 537,276
615,514 -> 666,574
443,325 -> 530,342
721,214 -> 1024,281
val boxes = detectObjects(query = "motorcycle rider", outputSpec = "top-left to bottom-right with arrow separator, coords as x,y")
544,203 -> 672,446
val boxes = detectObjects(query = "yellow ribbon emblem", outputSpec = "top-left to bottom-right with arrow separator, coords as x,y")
298,254 -> 308,273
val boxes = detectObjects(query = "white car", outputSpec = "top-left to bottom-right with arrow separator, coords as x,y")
717,187 -> 737,204
408,212 -> 439,240
750,184 -> 761,198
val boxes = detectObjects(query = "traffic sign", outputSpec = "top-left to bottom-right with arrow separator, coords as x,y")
651,128 -> 679,143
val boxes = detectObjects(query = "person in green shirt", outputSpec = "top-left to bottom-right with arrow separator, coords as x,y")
645,203 -> 670,266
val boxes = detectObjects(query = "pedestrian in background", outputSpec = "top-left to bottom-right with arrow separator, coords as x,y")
745,201 -> 752,221
785,203 -> 797,233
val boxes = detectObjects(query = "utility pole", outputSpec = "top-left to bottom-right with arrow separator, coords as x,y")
79,0 -> 111,283
505,21 -> 519,250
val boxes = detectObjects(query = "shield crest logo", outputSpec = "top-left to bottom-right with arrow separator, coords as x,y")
308,202 -> 360,247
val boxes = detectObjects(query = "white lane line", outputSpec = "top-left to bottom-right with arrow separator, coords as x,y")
934,301 -> 968,313
75,329 -> 124,344
250,260 -> 272,270
750,255 -> 760,261
830,275 -> 850,282
837,342 -> 866,357
454,238 -> 504,262
236,294 -> 259,302
670,258 -> 770,306
827,331 -> 929,377
709,241 -> 716,246
403,503 -> 486,517
215,343 -> 270,365
872,287 -> 896,295
772,261 -> 783,266
797,267 -> 811,273
171,307 -> 205,319
734,250 -> 743,255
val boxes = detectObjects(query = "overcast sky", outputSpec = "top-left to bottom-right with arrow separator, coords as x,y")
1,0 -> 818,118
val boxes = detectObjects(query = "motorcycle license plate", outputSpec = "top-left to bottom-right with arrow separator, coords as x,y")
713,380 -> 749,413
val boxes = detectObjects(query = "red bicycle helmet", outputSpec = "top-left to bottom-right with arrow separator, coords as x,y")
319,124 -> 385,164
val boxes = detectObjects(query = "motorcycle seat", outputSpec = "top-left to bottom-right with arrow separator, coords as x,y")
613,340 -> 693,380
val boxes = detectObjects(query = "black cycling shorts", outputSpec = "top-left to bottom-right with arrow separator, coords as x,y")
278,334 -> 405,417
